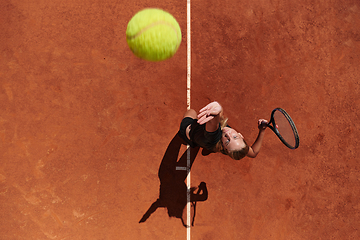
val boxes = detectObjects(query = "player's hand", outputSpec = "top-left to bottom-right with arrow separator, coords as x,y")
197,101 -> 222,125
258,119 -> 268,130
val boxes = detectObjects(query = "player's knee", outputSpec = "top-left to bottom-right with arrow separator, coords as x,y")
183,109 -> 197,119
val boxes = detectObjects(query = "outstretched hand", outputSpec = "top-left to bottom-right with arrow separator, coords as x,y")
197,101 -> 222,125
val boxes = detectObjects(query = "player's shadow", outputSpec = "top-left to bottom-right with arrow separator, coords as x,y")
139,133 -> 208,228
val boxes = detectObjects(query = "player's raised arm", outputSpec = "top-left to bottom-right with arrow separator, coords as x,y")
247,119 -> 268,158
197,101 -> 223,132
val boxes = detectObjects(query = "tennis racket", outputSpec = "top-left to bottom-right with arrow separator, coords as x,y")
267,108 -> 299,149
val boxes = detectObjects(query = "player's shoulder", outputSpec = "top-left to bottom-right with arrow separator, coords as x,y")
246,147 -> 257,158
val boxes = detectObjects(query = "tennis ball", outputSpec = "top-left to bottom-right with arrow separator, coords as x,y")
126,8 -> 182,61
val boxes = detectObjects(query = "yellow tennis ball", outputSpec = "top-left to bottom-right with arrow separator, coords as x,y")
126,8 -> 182,61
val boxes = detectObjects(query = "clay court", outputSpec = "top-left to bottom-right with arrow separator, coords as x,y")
1,0 -> 360,239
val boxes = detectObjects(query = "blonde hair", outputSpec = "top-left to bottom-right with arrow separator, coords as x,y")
213,116 -> 249,160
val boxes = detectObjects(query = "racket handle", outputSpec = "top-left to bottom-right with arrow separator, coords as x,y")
258,119 -> 268,129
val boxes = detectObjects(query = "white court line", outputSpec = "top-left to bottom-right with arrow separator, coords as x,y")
187,0 -> 191,239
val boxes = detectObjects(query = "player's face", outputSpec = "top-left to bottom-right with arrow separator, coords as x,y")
221,127 -> 246,152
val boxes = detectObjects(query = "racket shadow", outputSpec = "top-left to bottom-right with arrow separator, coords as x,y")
139,133 -> 208,228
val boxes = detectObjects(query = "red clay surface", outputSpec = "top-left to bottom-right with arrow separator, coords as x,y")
1,0 -> 360,239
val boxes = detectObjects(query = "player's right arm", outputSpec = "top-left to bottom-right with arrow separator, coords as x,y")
247,119 -> 268,158
197,101 -> 223,132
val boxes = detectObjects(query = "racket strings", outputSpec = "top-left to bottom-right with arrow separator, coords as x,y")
273,110 -> 298,149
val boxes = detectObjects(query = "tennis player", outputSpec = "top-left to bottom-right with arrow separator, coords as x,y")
178,101 -> 268,160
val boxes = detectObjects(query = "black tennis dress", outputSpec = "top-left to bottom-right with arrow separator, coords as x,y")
178,117 -> 222,151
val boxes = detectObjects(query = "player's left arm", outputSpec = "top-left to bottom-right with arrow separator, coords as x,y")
247,119 -> 268,158
197,101 -> 223,132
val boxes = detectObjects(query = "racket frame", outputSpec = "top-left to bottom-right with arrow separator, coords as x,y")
267,108 -> 299,149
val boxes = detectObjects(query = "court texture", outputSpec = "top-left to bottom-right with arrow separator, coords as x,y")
1,0 -> 359,239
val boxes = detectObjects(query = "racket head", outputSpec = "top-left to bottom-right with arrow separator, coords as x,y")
268,108 -> 299,149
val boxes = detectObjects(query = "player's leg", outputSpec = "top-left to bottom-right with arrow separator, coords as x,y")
183,109 -> 197,119
182,109 -> 197,139
178,109 -> 197,147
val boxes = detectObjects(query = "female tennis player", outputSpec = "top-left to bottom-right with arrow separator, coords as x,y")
178,101 -> 268,160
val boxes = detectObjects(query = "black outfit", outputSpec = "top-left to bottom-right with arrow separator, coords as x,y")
178,117 -> 222,151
